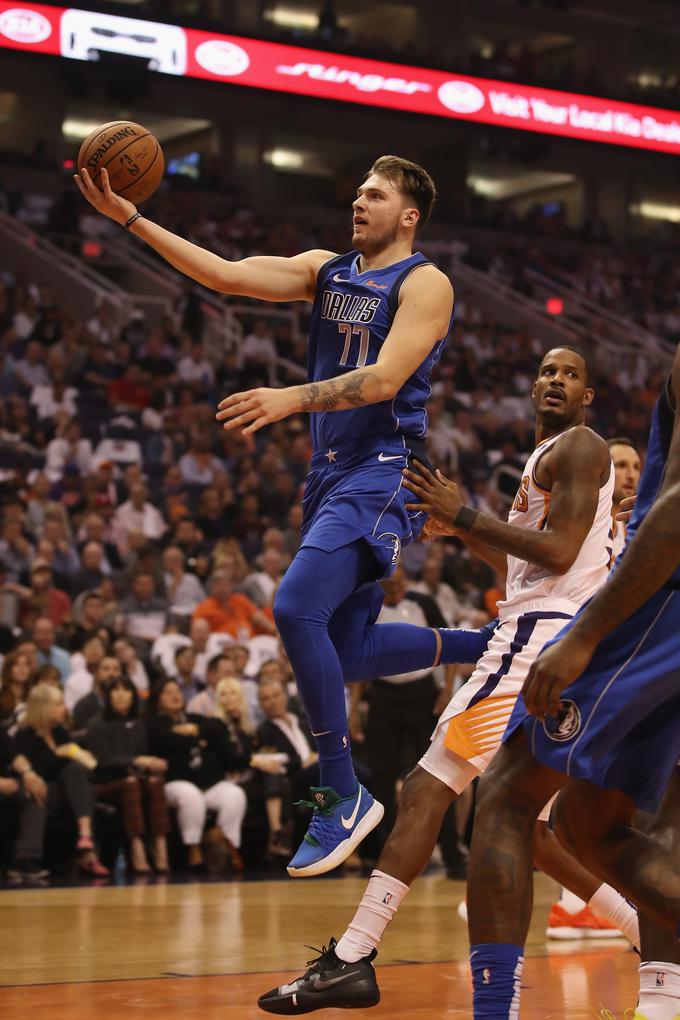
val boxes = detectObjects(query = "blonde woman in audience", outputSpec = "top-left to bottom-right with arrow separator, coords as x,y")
14,683 -> 109,876
215,677 -> 291,858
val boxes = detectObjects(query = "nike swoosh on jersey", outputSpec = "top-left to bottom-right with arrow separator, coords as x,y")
333,273 -> 352,283
340,787 -> 362,829
377,453 -> 404,462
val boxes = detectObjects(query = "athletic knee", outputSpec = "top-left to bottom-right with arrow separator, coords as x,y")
273,583 -> 302,634
397,767 -> 455,821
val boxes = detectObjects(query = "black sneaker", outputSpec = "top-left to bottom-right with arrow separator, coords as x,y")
7,859 -> 50,882
258,938 -> 380,1014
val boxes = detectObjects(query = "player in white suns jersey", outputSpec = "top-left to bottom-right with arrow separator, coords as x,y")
607,436 -> 641,567
260,348 -> 639,1017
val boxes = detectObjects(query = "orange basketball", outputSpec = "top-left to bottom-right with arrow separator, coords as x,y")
77,120 -> 164,206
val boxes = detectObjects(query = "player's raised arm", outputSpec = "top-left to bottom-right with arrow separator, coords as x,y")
404,428 -> 610,576
216,264 -> 453,433
74,167 -> 333,302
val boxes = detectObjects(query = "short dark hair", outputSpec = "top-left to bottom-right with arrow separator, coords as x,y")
541,345 -> 592,385
207,651 -> 233,673
607,436 -> 637,451
367,155 -> 436,231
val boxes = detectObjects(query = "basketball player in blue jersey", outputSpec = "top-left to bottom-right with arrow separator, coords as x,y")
453,343 -> 680,1020
74,155 -> 455,877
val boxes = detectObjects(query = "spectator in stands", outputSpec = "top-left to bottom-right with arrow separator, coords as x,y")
113,637 -> 150,694
14,683 -> 108,876
172,518 -> 208,573
243,548 -> 284,608
146,678 -> 248,870
76,512 -> 121,571
411,555 -> 467,627
11,340 -> 48,391
0,724 -> 50,882
70,591 -> 111,651
242,318 -> 276,369
195,486 -> 232,544
138,328 -> 178,389
70,653 -> 122,730
86,677 -> 169,873
179,430 -> 226,488
192,570 -> 275,640
215,676 -> 290,858
112,483 -> 166,556
0,518 -> 33,582
41,512 -> 80,577
32,616 -> 70,682
162,545 -> 206,620
70,541 -> 107,596
119,573 -> 169,650
282,504 -> 303,557
178,342 -> 214,389
45,418 -> 93,482
30,365 -> 77,421
173,646 -> 204,704
0,648 -> 34,725
17,560 -> 71,632
187,651 -> 234,717
25,473 -> 64,535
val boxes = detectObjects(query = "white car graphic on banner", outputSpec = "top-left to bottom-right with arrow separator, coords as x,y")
60,8 -> 187,74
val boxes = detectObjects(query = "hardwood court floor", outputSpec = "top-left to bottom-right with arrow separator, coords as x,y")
0,872 -> 638,1019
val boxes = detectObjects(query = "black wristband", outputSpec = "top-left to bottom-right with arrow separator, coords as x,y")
125,212 -> 142,230
453,505 -> 479,532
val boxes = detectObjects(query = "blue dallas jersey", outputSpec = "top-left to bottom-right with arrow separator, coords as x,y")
307,249 -> 452,453
617,373 -> 680,584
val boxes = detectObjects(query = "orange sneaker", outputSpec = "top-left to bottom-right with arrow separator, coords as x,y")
546,902 -> 623,939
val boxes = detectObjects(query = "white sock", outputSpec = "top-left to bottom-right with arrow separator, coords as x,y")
589,884 -> 640,950
335,870 -> 409,963
559,887 -> 587,913
638,961 -> 680,1019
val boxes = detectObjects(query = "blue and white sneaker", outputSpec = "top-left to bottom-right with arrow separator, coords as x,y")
287,784 -> 384,878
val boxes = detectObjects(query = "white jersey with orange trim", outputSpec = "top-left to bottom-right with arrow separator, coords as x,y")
499,427 -> 614,619
417,424 -> 614,793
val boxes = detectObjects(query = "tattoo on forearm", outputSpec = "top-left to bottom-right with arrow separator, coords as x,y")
299,371 -> 377,412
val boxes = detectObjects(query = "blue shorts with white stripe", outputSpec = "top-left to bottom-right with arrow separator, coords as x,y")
300,437 -> 427,579
504,585 -> 680,813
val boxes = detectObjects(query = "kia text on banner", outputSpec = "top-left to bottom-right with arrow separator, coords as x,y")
1,1 -> 680,155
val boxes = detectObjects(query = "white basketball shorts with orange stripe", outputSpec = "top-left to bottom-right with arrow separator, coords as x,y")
418,608 -> 573,820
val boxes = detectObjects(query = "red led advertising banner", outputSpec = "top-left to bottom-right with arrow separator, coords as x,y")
2,2 -> 680,155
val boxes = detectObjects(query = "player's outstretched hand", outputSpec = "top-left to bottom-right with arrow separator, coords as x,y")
73,167 -> 137,226
403,459 -> 462,528
521,631 -> 596,719
615,494 -> 637,523
216,386 -> 301,435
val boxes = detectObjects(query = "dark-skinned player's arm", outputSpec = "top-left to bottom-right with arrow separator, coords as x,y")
215,265 -> 453,435
523,349 -> 680,719
404,427 -> 609,576
74,166 -> 333,301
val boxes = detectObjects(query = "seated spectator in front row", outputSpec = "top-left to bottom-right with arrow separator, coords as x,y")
192,570 -> 275,640
0,724 -> 51,881
215,677 -> 291,858
13,684 -> 108,876
146,679 -> 248,871
86,678 -> 169,873
63,635 -> 106,713
0,648 -> 34,727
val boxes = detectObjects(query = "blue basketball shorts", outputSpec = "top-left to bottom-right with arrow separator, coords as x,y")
300,436 -> 426,579
505,585 -> 680,812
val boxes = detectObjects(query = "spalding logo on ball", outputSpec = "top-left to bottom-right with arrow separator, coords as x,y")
77,121 -> 164,205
